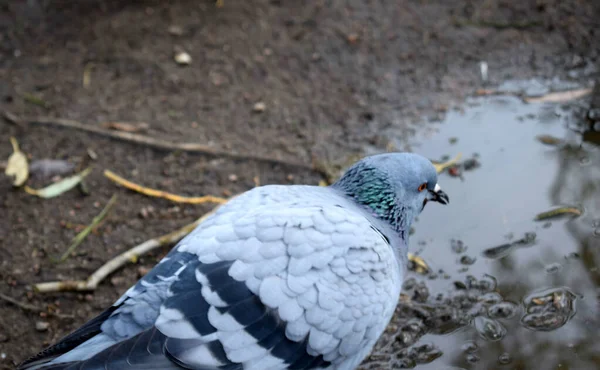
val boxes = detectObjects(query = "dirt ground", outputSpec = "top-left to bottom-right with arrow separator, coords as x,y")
0,0 -> 598,368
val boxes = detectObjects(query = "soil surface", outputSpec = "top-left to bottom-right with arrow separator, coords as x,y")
0,0 -> 598,368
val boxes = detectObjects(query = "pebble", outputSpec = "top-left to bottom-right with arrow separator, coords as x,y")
35,321 -> 50,332
253,102 -> 266,112
174,50 -> 192,65
168,25 -> 184,36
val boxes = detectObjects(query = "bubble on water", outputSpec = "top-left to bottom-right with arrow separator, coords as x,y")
592,219 -> 600,228
466,353 -> 480,363
413,343 -> 443,364
594,228 -> 600,238
498,352 -> 512,365
545,263 -> 562,274
477,275 -> 498,292
459,255 -> 476,265
394,343 -> 443,368
479,292 -> 503,305
473,316 -> 507,341
579,155 -> 591,165
461,341 -> 478,353
451,239 -> 468,253
488,301 -> 519,319
521,287 -> 577,331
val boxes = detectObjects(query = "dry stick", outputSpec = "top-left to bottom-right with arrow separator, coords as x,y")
0,292 -> 71,318
34,207 -> 221,293
104,170 -> 227,205
2,111 -> 327,177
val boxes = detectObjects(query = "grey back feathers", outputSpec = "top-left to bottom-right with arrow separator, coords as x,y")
18,152 -> 445,370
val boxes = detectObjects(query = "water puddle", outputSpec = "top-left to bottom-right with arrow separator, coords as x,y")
361,91 -> 600,369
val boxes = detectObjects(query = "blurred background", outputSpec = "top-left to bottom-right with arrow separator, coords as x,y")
0,0 -> 599,369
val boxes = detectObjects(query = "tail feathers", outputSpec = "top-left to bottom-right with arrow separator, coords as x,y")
18,327 -> 239,370
19,328 -> 181,370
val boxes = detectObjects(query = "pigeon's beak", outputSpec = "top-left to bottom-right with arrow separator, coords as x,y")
429,183 -> 449,205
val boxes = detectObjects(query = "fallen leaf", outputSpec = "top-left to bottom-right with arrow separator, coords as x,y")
408,253 -> 430,274
524,88 -> 592,104
101,122 -> 150,133
5,137 -> 29,186
25,167 -> 92,198
29,159 -> 74,178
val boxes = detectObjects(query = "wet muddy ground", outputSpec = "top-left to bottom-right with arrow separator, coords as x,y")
1,0 -> 599,369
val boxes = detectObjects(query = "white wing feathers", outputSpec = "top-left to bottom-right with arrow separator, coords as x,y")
21,186 -> 402,370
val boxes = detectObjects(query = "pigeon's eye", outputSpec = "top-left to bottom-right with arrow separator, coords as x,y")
417,183 -> 427,192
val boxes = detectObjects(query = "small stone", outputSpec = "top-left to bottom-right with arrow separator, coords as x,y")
0,333 -> 8,342
35,321 -> 50,332
174,51 -> 192,65
110,276 -> 126,286
346,33 -> 359,43
137,266 -> 151,277
139,206 -> 155,219
228,174 -> 238,182
168,25 -> 184,36
253,102 -> 266,112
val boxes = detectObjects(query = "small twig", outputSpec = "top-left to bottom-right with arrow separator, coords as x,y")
2,111 -> 327,178
431,153 -> 462,174
0,292 -> 72,318
53,194 -> 118,263
34,207 -> 222,293
104,170 -> 228,205
453,18 -> 542,30
524,88 -> 593,104
0,292 -> 44,313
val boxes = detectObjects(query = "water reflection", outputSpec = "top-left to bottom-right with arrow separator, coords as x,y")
360,94 -> 600,369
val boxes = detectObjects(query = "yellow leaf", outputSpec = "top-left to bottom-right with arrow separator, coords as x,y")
25,167 -> 92,198
5,137 -> 29,186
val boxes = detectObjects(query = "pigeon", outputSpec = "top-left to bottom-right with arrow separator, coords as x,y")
18,152 -> 448,370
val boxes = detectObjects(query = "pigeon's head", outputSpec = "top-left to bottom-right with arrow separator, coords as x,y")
332,152 -> 448,232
